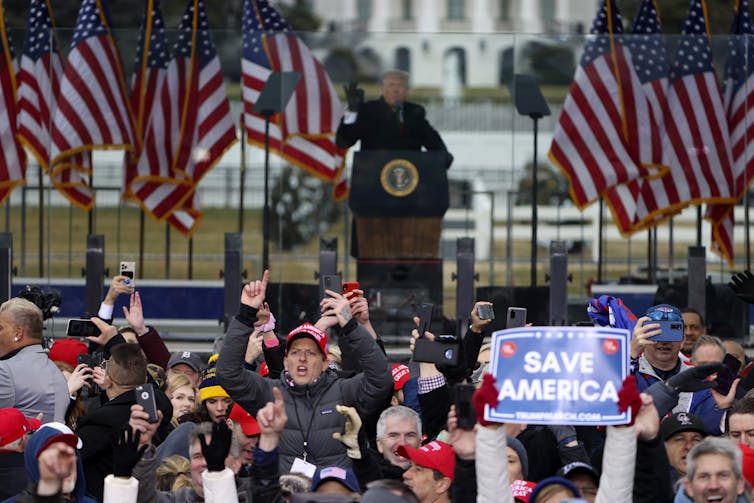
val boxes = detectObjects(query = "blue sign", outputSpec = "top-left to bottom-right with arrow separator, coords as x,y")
484,326 -> 631,426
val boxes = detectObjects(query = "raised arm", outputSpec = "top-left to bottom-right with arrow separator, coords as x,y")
216,270 -> 274,416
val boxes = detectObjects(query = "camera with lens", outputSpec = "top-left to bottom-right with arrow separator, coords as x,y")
18,285 -> 62,320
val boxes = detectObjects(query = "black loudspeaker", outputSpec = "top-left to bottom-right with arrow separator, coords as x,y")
265,283 -> 321,337
475,286 -> 550,333
356,258 -> 444,338
653,281 -> 745,339
84,235 -> 105,317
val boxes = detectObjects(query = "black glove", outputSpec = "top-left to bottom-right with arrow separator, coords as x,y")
729,271 -> 754,304
547,425 -> 577,447
343,82 -> 364,112
665,362 -> 724,392
112,427 -> 148,478
198,420 -> 233,472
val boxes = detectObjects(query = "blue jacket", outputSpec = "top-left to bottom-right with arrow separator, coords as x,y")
633,356 -> 725,435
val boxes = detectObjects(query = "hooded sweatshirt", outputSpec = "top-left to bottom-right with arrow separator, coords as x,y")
0,426 -> 97,503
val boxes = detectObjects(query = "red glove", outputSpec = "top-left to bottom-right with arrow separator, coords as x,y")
617,374 -> 642,425
473,373 -> 500,426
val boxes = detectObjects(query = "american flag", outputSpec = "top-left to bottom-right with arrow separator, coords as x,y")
0,4 -> 26,205
49,0 -> 135,210
642,0 -> 734,235
604,0 -> 672,234
242,0 -> 347,199
708,0 -> 754,265
17,0 -> 92,204
548,0 -> 653,210
132,0 -> 237,237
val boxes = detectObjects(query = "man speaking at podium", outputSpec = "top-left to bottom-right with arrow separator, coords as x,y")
336,69 -> 454,169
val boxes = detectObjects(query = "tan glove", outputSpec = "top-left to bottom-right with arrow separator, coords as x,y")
332,405 -> 362,459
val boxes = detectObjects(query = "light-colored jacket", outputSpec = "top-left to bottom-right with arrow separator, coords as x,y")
475,424 -> 636,503
0,344 -> 68,423
104,468 -> 240,503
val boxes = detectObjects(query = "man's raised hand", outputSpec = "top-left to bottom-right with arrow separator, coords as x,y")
242,269 -> 269,309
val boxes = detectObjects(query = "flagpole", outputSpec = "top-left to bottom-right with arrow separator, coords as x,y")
165,222 -> 170,279
597,198 -> 604,283
263,115 -> 271,271
239,112 -> 246,234
139,210 -> 145,279
38,165 -> 43,277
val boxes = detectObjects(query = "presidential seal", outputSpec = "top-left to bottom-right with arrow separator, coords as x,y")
380,159 -> 419,197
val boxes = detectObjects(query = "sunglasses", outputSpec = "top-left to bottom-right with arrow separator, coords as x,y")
646,309 -> 682,322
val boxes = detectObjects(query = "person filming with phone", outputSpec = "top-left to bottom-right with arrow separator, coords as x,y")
630,304 -> 737,434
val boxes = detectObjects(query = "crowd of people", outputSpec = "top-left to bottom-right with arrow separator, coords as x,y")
2,269 -> 754,503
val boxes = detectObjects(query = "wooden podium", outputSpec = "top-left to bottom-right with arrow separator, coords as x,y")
349,151 -> 449,328
349,151 -> 450,259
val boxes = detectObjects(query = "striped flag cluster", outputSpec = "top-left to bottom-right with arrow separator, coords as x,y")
0,2 -> 26,206
3,0 -> 347,237
708,0 -> 754,264
242,0 -> 347,199
551,0 -> 744,265
49,0 -> 135,210
17,0 -> 92,209
126,0 -> 237,236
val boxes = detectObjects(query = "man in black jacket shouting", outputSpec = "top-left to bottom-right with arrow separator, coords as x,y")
216,270 -> 393,473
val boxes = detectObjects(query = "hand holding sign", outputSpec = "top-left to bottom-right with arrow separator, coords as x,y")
486,326 -> 631,426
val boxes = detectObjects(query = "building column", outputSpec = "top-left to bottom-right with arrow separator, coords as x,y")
368,0 -> 390,32
471,0 -> 493,32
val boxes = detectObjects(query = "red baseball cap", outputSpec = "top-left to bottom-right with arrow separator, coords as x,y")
0,408 -> 41,447
397,440 -> 455,480
511,480 -> 537,502
286,323 -> 327,356
229,404 -> 261,437
391,363 -> 410,391
48,338 -> 88,368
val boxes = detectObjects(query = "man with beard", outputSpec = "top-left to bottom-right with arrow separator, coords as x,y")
631,304 -> 732,434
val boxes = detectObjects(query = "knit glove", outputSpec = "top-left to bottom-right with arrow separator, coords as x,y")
730,271 -> 754,304
332,405 -> 362,459
198,421 -> 233,472
473,373 -> 500,426
642,363 -> 723,418
343,82 -> 364,112
547,425 -> 578,447
617,375 -> 643,424
666,363 -> 724,392
112,426 -> 147,478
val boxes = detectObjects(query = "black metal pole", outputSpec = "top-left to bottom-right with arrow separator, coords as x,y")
165,222 -> 171,279
746,187 -> 751,271
139,210 -> 145,279
239,113 -> 246,234
188,237 -> 193,279
530,117 -> 539,287
696,206 -> 702,247
647,228 -> 653,283
38,165 -> 43,277
262,114 -> 271,271
598,198 -> 604,283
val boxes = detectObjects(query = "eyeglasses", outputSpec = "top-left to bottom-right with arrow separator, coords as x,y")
647,308 -> 682,322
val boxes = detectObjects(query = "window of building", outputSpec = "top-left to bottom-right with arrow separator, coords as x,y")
402,0 -> 413,20
395,47 -> 411,73
541,0 -> 556,21
357,0 -> 371,21
499,0 -> 510,20
447,0 -> 464,20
